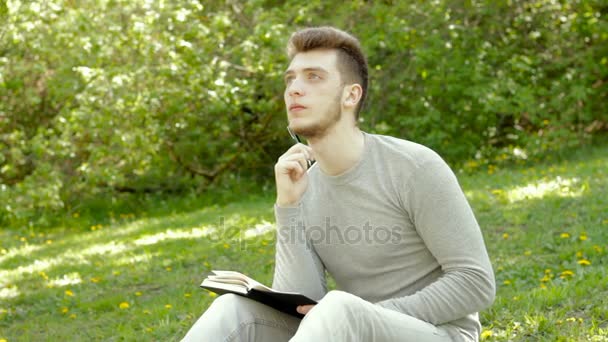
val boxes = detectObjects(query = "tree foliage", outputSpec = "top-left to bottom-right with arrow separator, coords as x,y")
0,0 -> 606,225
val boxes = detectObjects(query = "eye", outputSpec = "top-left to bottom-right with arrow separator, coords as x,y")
308,73 -> 321,80
284,75 -> 294,85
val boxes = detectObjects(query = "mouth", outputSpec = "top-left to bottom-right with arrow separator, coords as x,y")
289,104 -> 307,112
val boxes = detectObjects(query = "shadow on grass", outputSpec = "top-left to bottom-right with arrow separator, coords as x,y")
0,194 -> 275,269
0,143 -> 606,340
0,195 -> 279,340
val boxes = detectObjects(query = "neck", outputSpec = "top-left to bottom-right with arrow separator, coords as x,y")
307,120 -> 364,176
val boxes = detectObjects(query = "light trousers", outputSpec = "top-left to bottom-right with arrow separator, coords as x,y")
181,290 -> 455,342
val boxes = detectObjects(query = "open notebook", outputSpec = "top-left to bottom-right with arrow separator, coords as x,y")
200,270 -> 317,318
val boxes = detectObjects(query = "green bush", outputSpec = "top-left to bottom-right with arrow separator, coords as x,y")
0,0 -> 606,226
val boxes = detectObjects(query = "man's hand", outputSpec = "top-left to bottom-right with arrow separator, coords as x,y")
275,143 -> 315,207
296,304 -> 315,315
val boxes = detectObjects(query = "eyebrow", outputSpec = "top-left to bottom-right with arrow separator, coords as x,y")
284,67 -> 330,76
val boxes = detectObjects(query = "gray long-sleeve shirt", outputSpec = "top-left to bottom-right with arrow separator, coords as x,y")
272,132 -> 495,341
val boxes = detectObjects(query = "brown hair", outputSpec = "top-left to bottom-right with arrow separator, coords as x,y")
287,26 -> 369,118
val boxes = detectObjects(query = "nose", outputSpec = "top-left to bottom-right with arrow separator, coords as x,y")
286,78 -> 304,97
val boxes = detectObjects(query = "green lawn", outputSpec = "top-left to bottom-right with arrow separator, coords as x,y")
1,143 -> 607,341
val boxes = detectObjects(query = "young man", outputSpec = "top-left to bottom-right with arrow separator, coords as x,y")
182,26 -> 495,342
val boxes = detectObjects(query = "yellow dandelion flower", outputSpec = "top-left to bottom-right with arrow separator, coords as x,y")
593,245 -> 603,253
39,272 -> 49,280
165,267 -> 172,271
560,270 -> 574,279
46,240 -> 53,245
90,277 -> 101,283
203,261 -> 211,268
119,302 -> 130,309
184,293 -> 192,298
143,310 -> 151,315
208,292 -> 217,298
524,250 -> 532,256
262,241 -> 268,246
480,330 -> 493,339
61,307 -> 69,314
0,338 -> 7,342
579,234 -> 588,241
544,269 -> 552,274
69,314 -> 76,319
566,317 -> 576,323
512,296 -> 520,301
577,259 -> 591,266
135,291 -> 142,296
65,290 -> 74,297
146,327 -> 153,332
503,280 -> 512,285
540,283 -> 547,289
576,251 -> 583,258
540,275 -> 551,282
560,233 -> 570,239
223,243 -> 230,249
165,304 -> 172,309
502,233 -> 509,240
73,212 -> 80,218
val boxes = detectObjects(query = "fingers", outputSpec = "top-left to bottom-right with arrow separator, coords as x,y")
277,160 -> 306,178
281,152 -> 310,173
280,143 -> 315,163
277,143 -> 314,174
296,304 -> 315,315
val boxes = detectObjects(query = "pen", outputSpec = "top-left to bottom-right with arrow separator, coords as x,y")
287,126 -> 313,168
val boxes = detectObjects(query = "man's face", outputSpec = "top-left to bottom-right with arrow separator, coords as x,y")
284,49 -> 344,139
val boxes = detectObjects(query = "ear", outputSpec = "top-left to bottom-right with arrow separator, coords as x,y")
342,83 -> 363,109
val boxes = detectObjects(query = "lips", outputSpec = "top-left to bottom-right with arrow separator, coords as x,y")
289,104 -> 306,111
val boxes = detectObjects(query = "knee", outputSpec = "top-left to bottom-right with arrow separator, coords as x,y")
212,293 -> 242,308
320,290 -> 358,308
209,293 -> 253,321
295,291 -> 361,337
311,290 -> 361,317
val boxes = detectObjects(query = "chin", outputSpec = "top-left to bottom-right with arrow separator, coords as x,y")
288,125 -> 308,137
288,119 -> 308,133
290,124 -> 325,139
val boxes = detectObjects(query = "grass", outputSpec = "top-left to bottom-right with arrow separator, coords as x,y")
1,143 -> 607,341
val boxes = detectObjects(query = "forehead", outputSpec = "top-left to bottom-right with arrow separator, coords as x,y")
286,49 -> 339,73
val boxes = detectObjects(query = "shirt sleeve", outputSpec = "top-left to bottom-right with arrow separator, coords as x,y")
376,155 -> 496,325
272,203 -> 327,301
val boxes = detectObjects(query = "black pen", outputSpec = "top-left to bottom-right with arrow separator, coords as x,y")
287,126 -> 314,168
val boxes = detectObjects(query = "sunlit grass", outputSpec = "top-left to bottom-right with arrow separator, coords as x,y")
0,143 -> 607,341
458,144 -> 608,341
504,176 -> 585,202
